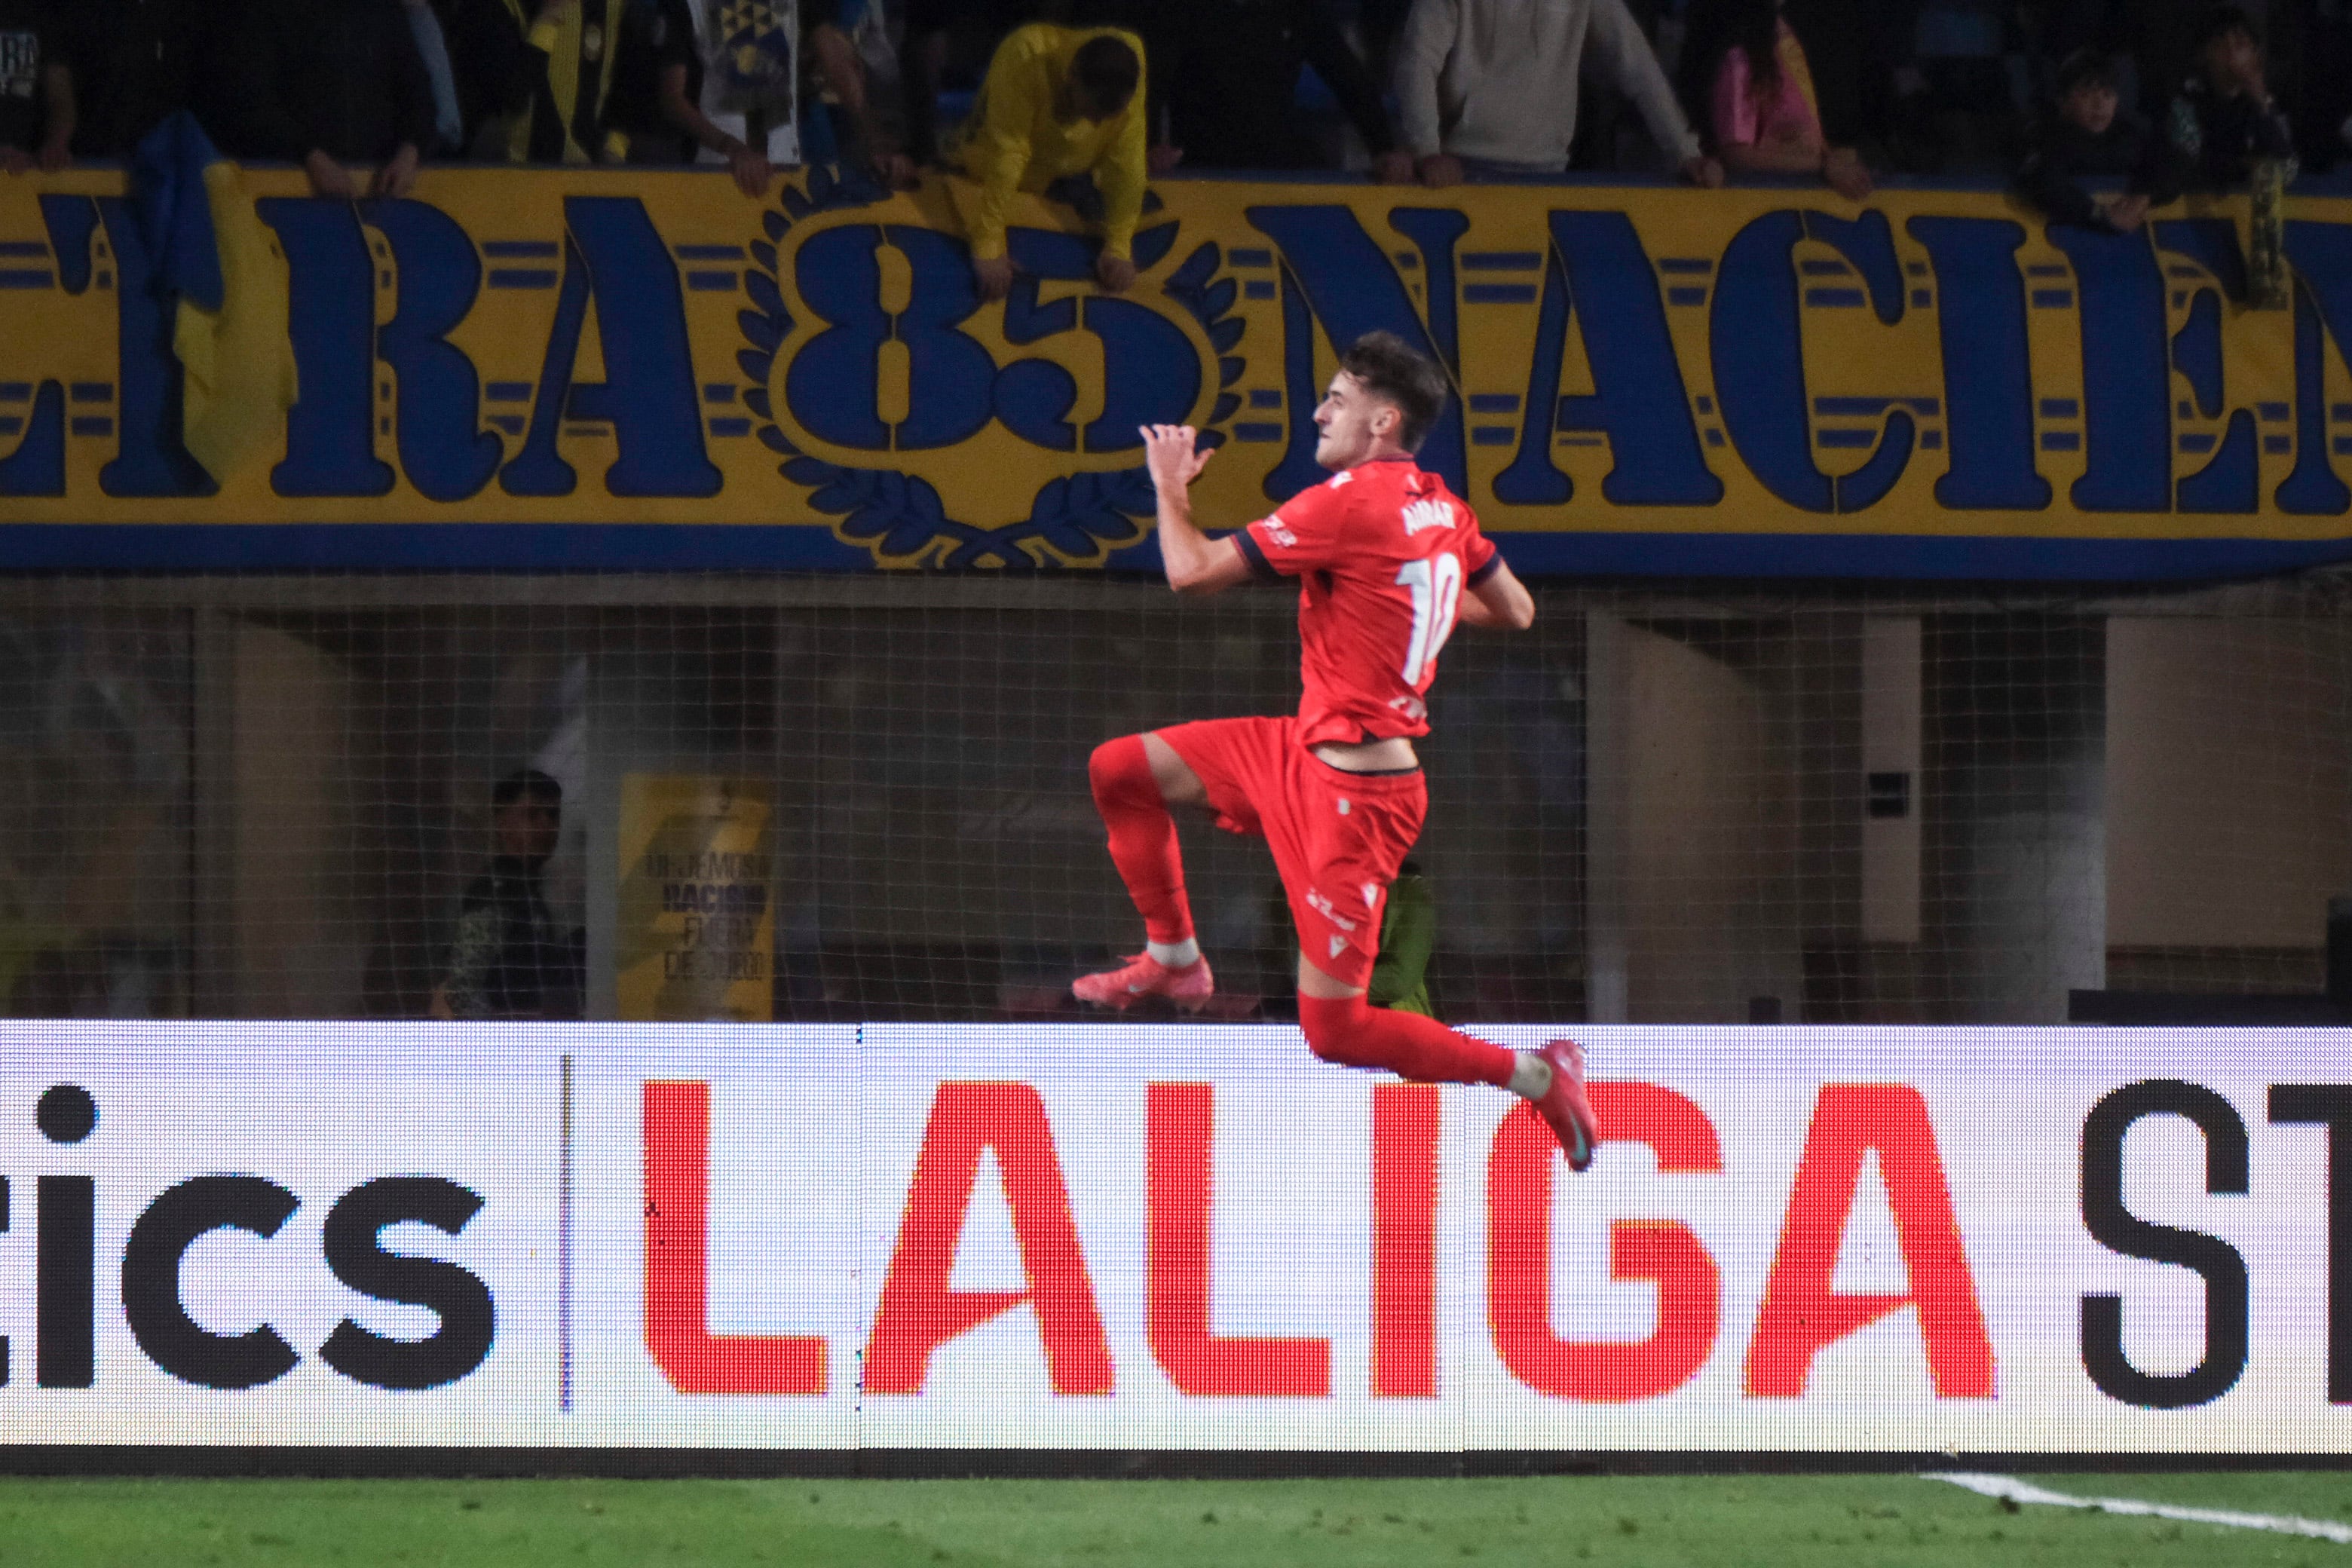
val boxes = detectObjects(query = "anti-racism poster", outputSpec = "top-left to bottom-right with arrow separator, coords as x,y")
615,775 -> 774,1022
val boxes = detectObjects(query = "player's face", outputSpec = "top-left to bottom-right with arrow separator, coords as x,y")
1312,372 -> 1397,469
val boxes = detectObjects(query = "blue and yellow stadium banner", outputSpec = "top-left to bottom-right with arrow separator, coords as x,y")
4,163 -> 2351,580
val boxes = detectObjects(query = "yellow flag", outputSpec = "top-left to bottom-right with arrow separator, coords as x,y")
174,161 -> 299,487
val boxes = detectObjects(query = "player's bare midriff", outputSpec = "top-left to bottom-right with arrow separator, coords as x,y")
1311,736 -> 1419,773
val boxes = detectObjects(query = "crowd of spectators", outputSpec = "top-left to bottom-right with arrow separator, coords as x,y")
0,0 -> 2323,219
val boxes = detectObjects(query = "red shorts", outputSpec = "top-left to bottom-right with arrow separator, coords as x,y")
1156,715 -> 1426,989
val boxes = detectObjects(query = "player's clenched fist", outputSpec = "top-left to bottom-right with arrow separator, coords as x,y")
1138,424 -> 1214,492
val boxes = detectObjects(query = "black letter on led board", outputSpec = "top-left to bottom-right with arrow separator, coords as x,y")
2080,1079 -> 2249,1408
2269,1084 -> 2352,1402
122,1176 -> 301,1389
319,1178 -> 495,1389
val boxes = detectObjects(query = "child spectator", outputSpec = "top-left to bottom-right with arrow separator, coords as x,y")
2166,3 -> 2294,191
2014,50 -> 2179,232
1702,0 -> 1872,198
0,0 -> 71,172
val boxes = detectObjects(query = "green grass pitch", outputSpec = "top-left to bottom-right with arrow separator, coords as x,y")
0,1473 -> 2344,1566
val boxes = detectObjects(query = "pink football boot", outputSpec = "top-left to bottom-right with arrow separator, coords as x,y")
1071,952 -> 1216,1012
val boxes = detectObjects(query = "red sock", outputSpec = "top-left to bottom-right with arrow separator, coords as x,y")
1296,992 -> 1515,1089
1089,735 -> 1195,947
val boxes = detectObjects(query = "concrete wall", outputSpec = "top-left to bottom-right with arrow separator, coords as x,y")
1592,617 -> 1804,1024
228,622 -> 364,1017
2105,616 -> 2352,952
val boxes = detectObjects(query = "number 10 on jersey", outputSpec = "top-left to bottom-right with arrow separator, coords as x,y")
1396,553 -> 1465,684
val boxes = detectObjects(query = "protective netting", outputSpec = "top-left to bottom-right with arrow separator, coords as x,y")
1,568 -> 2347,1026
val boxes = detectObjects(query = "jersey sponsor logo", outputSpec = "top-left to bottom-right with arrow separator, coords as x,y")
1401,498 -> 1453,537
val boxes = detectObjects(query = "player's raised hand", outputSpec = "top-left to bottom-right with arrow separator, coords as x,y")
1138,424 -> 1214,492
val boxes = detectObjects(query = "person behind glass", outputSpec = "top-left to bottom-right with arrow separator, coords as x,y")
219,0 -> 436,199
1703,0 -> 1871,200
948,24 -> 1144,302
2014,50 -> 2179,234
0,0 -> 72,173
2167,4 -> 2294,191
432,770 -> 581,1021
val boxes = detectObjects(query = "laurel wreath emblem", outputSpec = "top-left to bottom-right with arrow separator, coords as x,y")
740,164 -> 1247,569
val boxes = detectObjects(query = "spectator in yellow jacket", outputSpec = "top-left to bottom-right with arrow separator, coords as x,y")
945,24 -> 1146,302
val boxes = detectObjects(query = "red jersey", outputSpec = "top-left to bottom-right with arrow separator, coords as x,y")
1236,455 -> 1500,747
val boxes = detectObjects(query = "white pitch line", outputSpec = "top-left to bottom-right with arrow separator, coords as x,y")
1925,1472 -> 2352,1546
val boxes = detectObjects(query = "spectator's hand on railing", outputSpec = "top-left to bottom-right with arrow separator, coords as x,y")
1680,155 -> 1724,189
305,149 -> 360,201
876,151 -> 919,191
1371,149 -> 1416,184
1823,146 -> 1873,202
1418,153 -> 1463,188
1097,253 -> 1136,294
2100,192 -> 2149,234
974,253 -> 1015,302
1147,142 -> 1184,176
372,144 -> 421,201
726,141 -> 772,198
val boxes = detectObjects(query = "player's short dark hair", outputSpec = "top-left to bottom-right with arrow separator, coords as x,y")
2053,49 -> 2118,96
1338,331 -> 1450,453
1070,35 -> 1140,116
2194,4 -> 2259,51
492,768 -> 562,809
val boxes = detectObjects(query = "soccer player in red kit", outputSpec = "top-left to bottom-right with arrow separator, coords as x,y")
1073,331 -> 1598,1168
